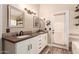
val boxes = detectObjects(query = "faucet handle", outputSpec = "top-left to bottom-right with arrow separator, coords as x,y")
16,33 -> 19,36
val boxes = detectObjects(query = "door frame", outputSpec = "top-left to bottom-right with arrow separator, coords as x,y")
52,10 -> 69,49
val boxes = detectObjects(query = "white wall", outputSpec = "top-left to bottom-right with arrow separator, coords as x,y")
2,4 -> 78,34
2,5 -> 7,33
39,4 -> 78,33
2,4 -> 40,33
0,5 -> 2,52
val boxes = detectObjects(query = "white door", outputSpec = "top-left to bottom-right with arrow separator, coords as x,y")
52,10 -> 69,49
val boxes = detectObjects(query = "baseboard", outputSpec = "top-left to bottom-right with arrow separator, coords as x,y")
47,43 -> 68,50
53,43 -> 66,46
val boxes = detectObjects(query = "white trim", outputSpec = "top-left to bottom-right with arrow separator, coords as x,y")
47,43 -> 68,49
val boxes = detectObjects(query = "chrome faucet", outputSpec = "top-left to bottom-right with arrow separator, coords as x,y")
19,31 -> 24,36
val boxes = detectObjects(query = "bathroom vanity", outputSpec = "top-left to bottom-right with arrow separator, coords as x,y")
3,32 -> 48,54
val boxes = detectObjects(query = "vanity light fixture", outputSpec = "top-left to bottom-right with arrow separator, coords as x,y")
75,4 -> 79,26
24,8 -> 36,15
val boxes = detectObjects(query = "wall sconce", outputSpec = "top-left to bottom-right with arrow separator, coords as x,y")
24,8 -> 36,15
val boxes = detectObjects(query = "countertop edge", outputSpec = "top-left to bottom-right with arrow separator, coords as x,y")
3,32 -> 47,43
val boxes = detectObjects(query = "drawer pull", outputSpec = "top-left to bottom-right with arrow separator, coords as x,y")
28,45 -> 30,51
39,40 -> 41,41
39,47 -> 41,49
39,43 -> 41,45
31,44 -> 32,49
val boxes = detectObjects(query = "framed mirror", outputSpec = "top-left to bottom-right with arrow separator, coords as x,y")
7,5 -> 24,28
33,16 -> 41,28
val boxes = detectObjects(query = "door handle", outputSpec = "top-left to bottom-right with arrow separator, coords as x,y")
52,30 -> 54,34
52,30 -> 54,31
31,44 -> 32,49
28,45 -> 30,51
30,44 -> 32,49
28,44 -> 32,51
52,32 -> 54,34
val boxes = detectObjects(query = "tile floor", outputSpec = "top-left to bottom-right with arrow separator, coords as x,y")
41,46 -> 72,54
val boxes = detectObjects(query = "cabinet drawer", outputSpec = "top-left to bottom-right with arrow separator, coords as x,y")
37,44 -> 45,53
38,39 -> 42,41
38,46 -> 43,53
38,43 -> 42,45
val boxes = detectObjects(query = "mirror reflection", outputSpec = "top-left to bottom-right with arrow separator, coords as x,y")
8,5 -> 24,28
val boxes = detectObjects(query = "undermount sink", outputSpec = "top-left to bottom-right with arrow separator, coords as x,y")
38,32 -> 44,34
17,35 -> 31,39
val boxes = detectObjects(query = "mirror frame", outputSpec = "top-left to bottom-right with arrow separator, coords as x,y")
7,5 -> 25,28
33,16 -> 41,28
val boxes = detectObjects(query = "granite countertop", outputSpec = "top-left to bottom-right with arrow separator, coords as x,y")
2,31 -> 47,43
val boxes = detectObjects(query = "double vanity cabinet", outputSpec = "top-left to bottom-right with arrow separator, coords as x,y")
4,33 -> 47,54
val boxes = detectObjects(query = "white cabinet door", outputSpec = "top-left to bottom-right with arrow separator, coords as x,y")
28,37 -> 37,54
16,40 -> 29,54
